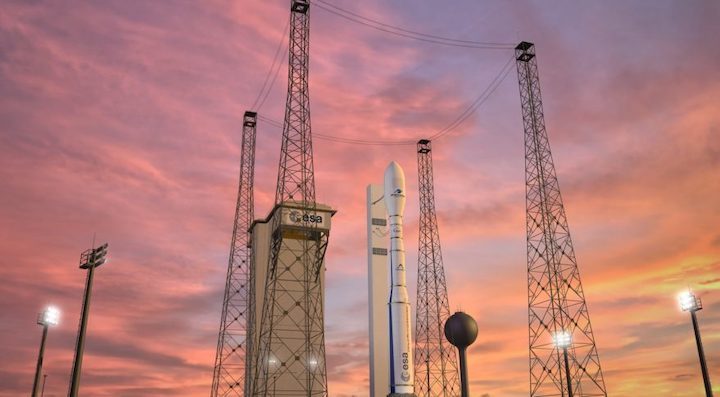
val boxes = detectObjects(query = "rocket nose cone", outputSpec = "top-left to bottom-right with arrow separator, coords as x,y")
384,161 -> 405,186
383,161 -> 406,215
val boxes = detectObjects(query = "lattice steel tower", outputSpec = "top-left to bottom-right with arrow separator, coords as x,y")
414,139 -> 460,397
251,1 -> 331,395
211,111 -> 257,397
515,41 -> 607,397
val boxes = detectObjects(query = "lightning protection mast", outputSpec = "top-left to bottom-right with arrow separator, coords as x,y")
210,111 -> 257,397
515,41 -> 607,397
252,1 -> 332,395
414,139 -> 460,397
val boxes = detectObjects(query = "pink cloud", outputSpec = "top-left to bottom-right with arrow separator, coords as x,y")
1,1 -> 719,397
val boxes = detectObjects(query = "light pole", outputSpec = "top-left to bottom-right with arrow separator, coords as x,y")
32,307 -> 60,397
68,243 -> 109,397
553,331 -> 573,397
679,290 -> 713,397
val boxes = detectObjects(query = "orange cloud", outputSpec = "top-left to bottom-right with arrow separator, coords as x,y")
1,1 -> 719,397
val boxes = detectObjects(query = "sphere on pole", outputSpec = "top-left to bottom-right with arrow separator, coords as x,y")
444,312 -> 478,349
444,311 -> 478,397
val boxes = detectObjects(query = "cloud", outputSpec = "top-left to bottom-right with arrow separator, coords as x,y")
1,1 -> 720,397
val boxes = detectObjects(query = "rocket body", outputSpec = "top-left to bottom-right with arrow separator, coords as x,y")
383,162 -> 414,395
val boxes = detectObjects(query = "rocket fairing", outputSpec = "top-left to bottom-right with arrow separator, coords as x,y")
383,161 -> 415,395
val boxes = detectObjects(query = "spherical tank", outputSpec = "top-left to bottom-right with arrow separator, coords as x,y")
444,311 -> 478,349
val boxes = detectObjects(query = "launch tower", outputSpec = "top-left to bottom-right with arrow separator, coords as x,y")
250,1 -> 334,396
211,111 -> 257,397
413,140 -> 460,397
515,41 -> 607,397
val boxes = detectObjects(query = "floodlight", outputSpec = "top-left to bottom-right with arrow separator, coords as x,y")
679,290 -> 702,312
307,357 -> 318,369
33,306 -> 59,397
678,289 -> 713,396
553,331 -> 572,348
553,330 -> 575,397
79,243 -> 109,269
38,306 -> 60,327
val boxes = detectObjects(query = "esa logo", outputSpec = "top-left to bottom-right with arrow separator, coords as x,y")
400,352 -> 411,381
289,210 -> 323,224
402,352 -> 410,370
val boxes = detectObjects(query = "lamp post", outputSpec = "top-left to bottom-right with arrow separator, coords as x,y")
68,243 -> 109,397
32,307 -> 59,397
553,331 -> 573,397
679,290 -> 713,397
444,312 -> 478,397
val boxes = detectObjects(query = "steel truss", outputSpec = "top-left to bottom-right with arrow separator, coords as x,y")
413,140 -> 460,397
211,111 -> 258,397
251,1 -> 329,395
515,41 -> 607,397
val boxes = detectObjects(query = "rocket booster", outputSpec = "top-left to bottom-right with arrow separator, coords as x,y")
383,161 -> 415,394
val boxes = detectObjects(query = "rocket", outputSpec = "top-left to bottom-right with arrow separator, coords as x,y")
383,161 -> 415,395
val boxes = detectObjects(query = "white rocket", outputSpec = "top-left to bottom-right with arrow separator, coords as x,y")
383,161 -> 415,395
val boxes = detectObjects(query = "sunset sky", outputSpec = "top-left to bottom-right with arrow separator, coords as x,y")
1,1 -> 719,396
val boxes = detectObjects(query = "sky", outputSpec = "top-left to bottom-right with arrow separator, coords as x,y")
1,0 -> 719,396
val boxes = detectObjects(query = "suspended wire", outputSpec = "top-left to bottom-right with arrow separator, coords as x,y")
256,50 -> 288,111
428,55 -> 514,140
249,3 -> 516,145
313,0 -> 510,46
316,134 -> 417,146
257,115 -> 415,146
310,0 -> 514,50
255,55 -> 514,146
251,17 -> 290,111
257,114 -> 282,129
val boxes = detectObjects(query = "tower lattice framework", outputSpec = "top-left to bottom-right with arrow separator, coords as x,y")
252,1 -> 330,395
414,139 -> 460,397
515,41 -> 607,397
211,111 -> 257,397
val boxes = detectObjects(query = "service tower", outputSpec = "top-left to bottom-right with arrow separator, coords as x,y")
247,202 -> 334,396
248,1 -> 336,396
